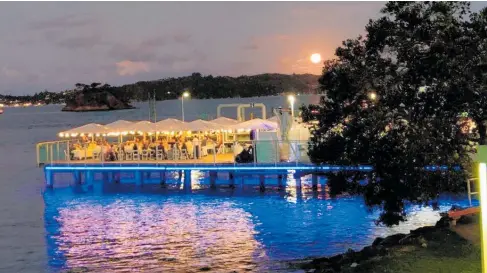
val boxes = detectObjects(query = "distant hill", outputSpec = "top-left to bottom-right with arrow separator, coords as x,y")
114,73 -> 320,101
0,73 -> 320,106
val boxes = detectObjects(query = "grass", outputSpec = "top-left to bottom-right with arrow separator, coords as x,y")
343,228 -> 481,273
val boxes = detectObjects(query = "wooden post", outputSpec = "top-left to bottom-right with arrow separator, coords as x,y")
259,175 -> 265,192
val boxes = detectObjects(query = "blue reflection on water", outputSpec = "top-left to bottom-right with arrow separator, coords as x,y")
43,172 -> 477,272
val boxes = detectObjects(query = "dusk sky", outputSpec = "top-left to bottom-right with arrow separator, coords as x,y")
1,1 -> 486,95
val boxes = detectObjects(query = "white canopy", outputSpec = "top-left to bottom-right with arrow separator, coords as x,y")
60,123 -> 110,137
132,121 -> 158,134
105,120 -> 133,133
211,117 -> 239,126
230,118 -> 279,131
187,119 -> 222,131
156,118 -> 190,132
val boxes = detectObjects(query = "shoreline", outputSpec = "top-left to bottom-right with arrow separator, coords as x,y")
288,214 -> 469,273
61,106 -> 136,112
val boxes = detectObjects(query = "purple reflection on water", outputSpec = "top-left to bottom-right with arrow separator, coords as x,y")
44,173 -> 476,272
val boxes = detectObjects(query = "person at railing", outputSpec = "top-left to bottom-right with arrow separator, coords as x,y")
192,136 -> 200,159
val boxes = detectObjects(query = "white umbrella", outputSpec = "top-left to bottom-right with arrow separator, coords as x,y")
230,118 -> 278,131
156,118 -> 190,132
132,121 -> 158,134
211,117 -> 239,126
105,120 -> 133,134
59,123 -> 110,137
187,119 -> 222,131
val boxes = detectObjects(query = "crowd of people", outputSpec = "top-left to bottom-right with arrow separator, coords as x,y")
69,135 -> 224,161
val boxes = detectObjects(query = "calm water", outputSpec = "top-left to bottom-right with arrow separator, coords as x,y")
0,95 -> 476,273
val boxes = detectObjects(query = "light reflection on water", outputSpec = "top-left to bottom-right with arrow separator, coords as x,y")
53,198 -> 265,272
43,173 -> 477,273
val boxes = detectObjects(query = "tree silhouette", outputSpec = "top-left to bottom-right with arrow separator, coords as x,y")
307,1 -> 481,225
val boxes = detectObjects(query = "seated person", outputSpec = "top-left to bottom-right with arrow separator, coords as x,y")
133,143 -> 139,155
235,145 -> 254,163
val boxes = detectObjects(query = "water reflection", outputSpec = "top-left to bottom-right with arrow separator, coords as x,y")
44,173 -> 478,272
46,195 -> 266,272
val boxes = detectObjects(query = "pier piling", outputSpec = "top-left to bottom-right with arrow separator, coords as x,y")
259,175 -> 265,192
277,174 -> 284,191
73,171 -> 81,184
45,169 -> 53,188
209,171 -> 217,189
183,170 -> 191,191
114,172 -> 120,183
312,174 -> 318,191
160,171 -> 167,188
229,172 -> 235,189
86,170 -> 94,184
135,171 -> 143,186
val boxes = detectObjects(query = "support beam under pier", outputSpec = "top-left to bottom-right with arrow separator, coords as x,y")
160,171 -> 167,188
312,174 -> 318,191
209,171 -> 217,189
259,175 -> 265,192
183,170 -> 191,192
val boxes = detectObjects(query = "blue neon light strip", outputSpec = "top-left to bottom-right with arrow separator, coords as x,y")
44,164 -> 462,172
44,165 -> 374,172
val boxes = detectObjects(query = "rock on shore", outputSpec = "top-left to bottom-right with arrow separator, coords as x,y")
62,90 -> 134,112
294,215 -> 453,273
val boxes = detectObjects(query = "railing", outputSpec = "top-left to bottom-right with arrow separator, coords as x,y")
36,139 -> 313,167
36,140 -> 70,166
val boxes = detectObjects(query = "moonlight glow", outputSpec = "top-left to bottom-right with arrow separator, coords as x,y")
310,53 -> 322,64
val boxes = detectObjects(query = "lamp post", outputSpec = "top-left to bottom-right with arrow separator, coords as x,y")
368,91 -> 377,101
181,91 -> 190,122
288,94 -> 295,117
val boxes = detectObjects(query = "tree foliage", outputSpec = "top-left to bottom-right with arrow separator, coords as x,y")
305,1 -> 487,225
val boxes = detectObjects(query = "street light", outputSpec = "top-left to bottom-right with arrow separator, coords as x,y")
368,91 -> 377,101
288,94 -> 295,117
181,91 -> 190,122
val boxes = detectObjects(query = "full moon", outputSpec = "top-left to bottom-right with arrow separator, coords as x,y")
310,53 -> 322,64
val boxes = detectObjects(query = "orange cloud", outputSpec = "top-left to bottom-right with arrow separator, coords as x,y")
115,60 -> 150,76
